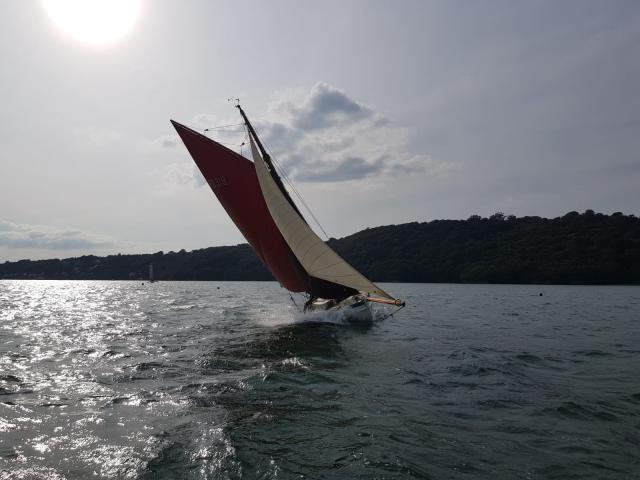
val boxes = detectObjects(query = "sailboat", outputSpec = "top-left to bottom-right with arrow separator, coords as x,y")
170,103 -> 404,321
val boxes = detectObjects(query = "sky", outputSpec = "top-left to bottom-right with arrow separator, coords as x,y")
1,0 -> 639,261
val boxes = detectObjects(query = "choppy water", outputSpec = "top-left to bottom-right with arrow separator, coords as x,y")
0,281 -> 639,479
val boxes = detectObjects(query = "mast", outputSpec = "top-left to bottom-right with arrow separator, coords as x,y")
235,104 -> 306,221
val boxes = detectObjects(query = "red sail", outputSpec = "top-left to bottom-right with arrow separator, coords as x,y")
171,120 -> 308,292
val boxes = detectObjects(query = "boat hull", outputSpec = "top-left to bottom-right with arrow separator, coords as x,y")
304,294 -> 373,322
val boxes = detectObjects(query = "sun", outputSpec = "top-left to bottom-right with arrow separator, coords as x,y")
41,0 -> 142,47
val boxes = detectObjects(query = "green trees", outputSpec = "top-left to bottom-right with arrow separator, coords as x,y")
1,211 -> 638,284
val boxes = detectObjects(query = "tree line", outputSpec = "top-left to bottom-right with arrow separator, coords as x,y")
1,211 -> 638,284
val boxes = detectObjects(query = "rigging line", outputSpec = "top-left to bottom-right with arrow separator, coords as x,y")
216,141 -> 246,146
203,122 -> 244,131
260,140 -> 331,240
204,132 -> 247,136
246,118 -> 330,239
204,129 -> 246,133
203,130 -> 247,136
377,303 -> 405,322
281,172 -> 330,240
203,125 -> 249,151
288,292 -> 302,313
235,107 -> 329,239
239,125 -> 247,156
239,130 -> 249,156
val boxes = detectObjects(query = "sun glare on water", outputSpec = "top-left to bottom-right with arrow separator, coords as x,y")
41,0 -> 141,46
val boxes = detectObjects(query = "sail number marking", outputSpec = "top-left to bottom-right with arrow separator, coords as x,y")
208,176 -> 228,190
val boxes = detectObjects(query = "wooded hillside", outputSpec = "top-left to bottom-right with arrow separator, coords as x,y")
2,211 -> 638,284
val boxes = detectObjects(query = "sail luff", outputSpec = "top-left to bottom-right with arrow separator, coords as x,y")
249,135 -> 394,300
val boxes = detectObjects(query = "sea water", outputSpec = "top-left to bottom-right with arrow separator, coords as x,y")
0,280 -> 638,479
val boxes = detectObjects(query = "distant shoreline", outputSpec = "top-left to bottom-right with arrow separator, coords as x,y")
2,211 -> 639,285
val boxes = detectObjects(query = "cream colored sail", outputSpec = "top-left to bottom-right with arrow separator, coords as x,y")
250,136 -> 392,299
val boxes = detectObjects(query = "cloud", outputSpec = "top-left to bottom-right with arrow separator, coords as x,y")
296,156 -> 385,182
157,83 -> 457,184
288,83 -> 375,130
152,134 -> 180,149
250,83 -> 457,183
154,162 -> 206,190
0,220 -> 116,250
72,126 -> 124,147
